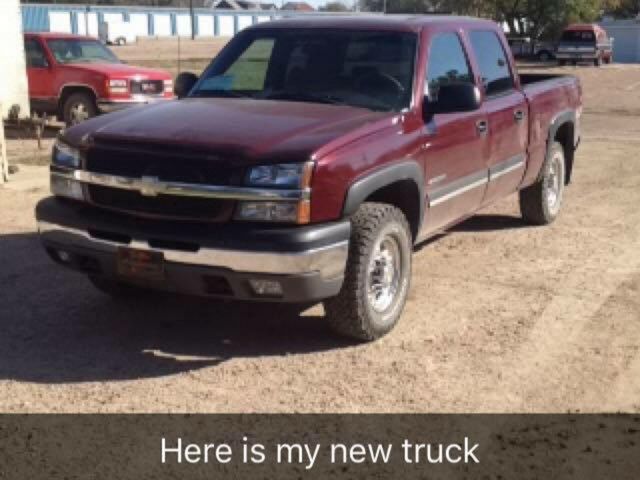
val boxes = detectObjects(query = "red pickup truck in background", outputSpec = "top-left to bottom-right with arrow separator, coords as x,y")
24,33 -> 174,126
36,16 -> 582,341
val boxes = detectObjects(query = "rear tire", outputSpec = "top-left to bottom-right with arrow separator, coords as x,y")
62,92 -> 97,127
324,203 -> 412,342
519,142 -> 566,226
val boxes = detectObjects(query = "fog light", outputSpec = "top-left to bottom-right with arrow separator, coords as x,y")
51,175 -> 84,200
249,279 -> 283,297
57,250 -> 72,263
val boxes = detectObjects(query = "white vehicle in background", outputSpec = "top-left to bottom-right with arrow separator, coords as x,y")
98,20 -> 136,46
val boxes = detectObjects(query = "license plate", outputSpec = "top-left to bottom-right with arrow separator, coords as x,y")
117,247 -> 165,281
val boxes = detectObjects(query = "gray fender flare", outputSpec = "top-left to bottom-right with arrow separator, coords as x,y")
546,110 -> 577,183
342,160 -> 425,232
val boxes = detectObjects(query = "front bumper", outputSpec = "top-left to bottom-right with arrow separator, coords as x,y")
556,52 -> 598,61
36,197 -> 350,303
97,96 -> 172,114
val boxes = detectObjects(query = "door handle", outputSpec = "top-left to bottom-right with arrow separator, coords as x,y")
476,120 -> 489,136
514,110 -> 526,123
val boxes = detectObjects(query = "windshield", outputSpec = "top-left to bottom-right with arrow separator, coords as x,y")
47,39 -> 120,64
191,29 -> 417,112
560,30 -> 596,44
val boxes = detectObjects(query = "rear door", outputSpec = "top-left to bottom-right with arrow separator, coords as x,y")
467,30 -> 528,206
420,30 -> 490,233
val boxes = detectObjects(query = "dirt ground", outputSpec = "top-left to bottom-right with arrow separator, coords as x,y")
1,40 -> 640,413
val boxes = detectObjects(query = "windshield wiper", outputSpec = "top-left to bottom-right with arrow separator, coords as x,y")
260,91 -> 347,106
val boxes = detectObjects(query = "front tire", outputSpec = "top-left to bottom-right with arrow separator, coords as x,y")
519,142 -> 566,226
62,92 -> 97,127
324,203 -> 412,342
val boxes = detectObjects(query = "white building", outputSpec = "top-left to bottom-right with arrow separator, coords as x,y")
600,17 -> 640,63
0,0 -> 30,182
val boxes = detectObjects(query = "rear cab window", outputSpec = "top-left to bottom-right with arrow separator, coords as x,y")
468,30 -> 515,97
561,30 -> 596,44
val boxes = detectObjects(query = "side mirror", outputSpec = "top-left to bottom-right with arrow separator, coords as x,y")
174,72 -> 199,99
423,83 -> 482,120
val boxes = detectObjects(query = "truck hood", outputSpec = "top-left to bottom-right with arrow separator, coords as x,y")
63,62 -> 171,79
66,98 -> 392,165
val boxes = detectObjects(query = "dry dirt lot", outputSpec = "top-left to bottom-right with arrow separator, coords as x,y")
1,40 -> 640,413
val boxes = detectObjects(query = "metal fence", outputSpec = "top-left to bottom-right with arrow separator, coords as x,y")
21,3 -> 352,38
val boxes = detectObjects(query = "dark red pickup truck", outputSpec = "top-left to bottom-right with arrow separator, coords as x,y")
36,16 -> 582,341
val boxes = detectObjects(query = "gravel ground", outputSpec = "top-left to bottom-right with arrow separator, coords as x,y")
1,55 -> 639,413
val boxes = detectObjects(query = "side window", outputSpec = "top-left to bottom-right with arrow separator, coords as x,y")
426,32 -> 472,99
468,31 -> 514,97
25,39 -> 48,68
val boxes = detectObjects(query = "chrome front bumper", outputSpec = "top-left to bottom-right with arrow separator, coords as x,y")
35,197 -> 350,302
37,221 -> 348,280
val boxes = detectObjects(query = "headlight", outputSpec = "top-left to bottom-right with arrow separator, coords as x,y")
52,140 -> 81,168
246,162 -> 313,189
238,162 -> 313,223
108,78 -> 128,94
164,79 -> 174,94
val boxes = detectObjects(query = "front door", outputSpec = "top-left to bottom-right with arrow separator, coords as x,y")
468,30 -> 528,205
420,31 -> 489,234
24,37 -> 56,112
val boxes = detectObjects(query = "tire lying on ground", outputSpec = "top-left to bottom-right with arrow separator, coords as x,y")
324,202 -> 412,342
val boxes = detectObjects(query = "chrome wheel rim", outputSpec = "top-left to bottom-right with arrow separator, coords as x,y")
545,152 -> 564,214
70,103 -> 89,125
366,233 -> 402,314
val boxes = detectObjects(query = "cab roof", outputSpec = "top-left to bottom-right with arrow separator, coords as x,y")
249,14 -> 498,34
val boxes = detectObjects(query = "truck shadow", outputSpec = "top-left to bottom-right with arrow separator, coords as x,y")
451,214 -> 529,233
0,232 -> 351,385
0,212 -> 529,385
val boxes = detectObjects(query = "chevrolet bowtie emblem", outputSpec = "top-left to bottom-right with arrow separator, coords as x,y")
140,176 -> 160,197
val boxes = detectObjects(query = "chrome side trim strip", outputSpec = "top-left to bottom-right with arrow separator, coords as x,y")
429,171 -> 488,207
428,154 -> 527,208
52,170 -> 309,202
489,154 -> 526,181
38,221 -> 348,280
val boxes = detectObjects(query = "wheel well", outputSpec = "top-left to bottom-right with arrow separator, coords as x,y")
58,86 -> 96,120
554,122 -> 575,185
365,180 -> 421,241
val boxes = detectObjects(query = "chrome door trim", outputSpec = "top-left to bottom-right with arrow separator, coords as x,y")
427,153 -> 526,208
489,153 -> 526,181
429,170 -> 488,207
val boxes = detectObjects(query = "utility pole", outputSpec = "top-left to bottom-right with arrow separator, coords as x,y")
383,0 -> 386,13
190,0 -> 195,40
